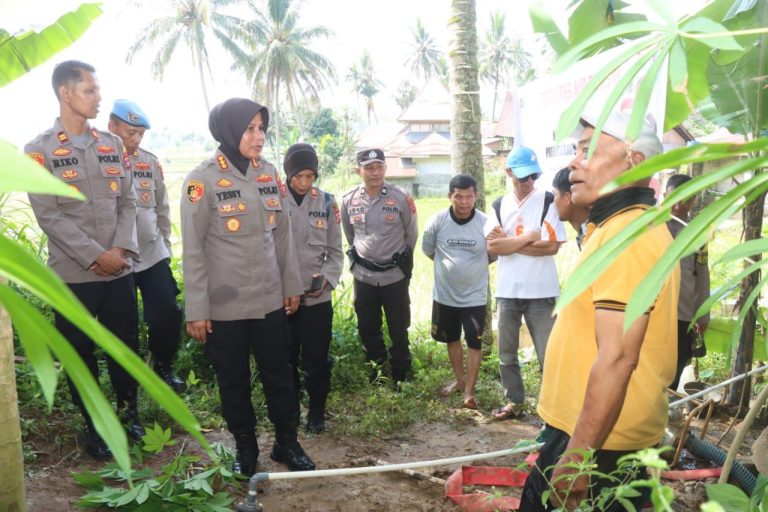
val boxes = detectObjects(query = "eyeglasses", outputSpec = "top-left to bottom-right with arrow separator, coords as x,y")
518,174 -> 540,183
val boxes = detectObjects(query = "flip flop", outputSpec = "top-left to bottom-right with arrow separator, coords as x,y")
491,404 -> 522,420
463,397 -> 479,410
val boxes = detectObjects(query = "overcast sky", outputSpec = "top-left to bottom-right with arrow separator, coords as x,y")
1,0 -> 706,149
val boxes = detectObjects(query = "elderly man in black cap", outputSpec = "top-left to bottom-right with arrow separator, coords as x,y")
181,98 -> 315,475
108,100 -> 185,393
341,148 -> 418,386
282,143 -> 343,433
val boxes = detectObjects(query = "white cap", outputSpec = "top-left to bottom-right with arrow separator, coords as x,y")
578,111 -> 663,159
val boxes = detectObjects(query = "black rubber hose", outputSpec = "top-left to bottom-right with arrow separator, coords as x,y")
684,435 -> 756,495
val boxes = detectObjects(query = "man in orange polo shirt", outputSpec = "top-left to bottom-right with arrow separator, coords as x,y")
519,112 -> 679,511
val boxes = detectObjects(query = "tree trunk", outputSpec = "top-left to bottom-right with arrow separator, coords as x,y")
727,187 -> 766,407
491,74 -> 500,122
448,0 -> 492,348
0,278 -> 26,511
195,45 -> 211,114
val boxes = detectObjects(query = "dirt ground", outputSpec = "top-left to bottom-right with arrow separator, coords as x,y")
24,405 -> 764,511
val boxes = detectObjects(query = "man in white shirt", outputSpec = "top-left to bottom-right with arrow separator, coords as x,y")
486,147 -> 566,420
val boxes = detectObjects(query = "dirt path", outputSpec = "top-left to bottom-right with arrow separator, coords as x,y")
24,407 -> 763,511
25,411 -> 542,511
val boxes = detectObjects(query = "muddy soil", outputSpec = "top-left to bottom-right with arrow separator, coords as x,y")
24,406 -> 763,511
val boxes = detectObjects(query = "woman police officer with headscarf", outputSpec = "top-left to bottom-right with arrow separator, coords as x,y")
181,98 -> 314,475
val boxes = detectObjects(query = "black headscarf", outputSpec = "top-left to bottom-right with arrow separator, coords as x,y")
208,98 -> 269,174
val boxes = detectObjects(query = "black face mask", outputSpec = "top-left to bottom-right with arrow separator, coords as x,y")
208,98 -> 270,174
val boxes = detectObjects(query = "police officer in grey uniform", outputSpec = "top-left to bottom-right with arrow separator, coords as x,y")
26,60 -> 142,459
108,100 -> 184,392
181,98 -> 315,475
341,148 -> 418,385
283,143 -> 343,433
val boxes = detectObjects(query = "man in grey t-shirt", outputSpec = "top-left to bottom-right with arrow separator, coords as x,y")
422,174 -> 494,409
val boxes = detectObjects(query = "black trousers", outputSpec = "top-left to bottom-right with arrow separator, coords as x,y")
204,309 -> 299,435
133,258 -> 182,364
353,278 -> 412,380
671,320 -> 694,390
286,300 -> 332,407
519,426 -> 648,511
54,274 -> 139,427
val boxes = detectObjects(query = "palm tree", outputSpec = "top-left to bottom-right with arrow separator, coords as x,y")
126,0 -> 246,113
231,0 -> 336,161
346,50 -> 382,125
479,11 -> 534,120
394,80 -> 417,112
405,18 -> 443,82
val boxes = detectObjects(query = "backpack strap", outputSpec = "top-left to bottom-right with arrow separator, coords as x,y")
492,196 -> 503,225
541,191 -> 554,225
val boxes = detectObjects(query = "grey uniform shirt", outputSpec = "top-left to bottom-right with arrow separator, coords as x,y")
422,208 -> 490,308
130,147 -> 171,272
341,182 -> 418,286
668,217 -> 710,323
26,119 -> 138,283
181,152 -> 303,322
285,187 -> 343,307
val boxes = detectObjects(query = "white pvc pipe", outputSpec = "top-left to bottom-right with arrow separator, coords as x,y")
668,364 -> 768,409
258,443 -> 543,481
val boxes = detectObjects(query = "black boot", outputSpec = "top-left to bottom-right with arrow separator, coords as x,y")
306,397 -> 326,434
155,361 -> 186,393
119,395 -> 145,443
270,430 -> 315,471
233,432 -> 259,476
83,426 -> 111,460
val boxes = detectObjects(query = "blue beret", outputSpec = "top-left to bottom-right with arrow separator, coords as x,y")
111,99 -> 151,129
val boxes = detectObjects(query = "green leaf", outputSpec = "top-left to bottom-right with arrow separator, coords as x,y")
668,40 -> 688,92
605,138 -> 768,191
584,43 -> 661,157
529,3 -> 569,55
0,3 -> 103,87
625,173 -> 768,328
142,422 -> 177,454
700,501 -> 727,512
716,238 -> 768,265
0,234 -> 211,468
5,284 -> 58,407
553,22 -> 668,74
72,470 -> 106,490
135,483 -> 150,505
681,18 -> 743,51
728,270 -> 768,350
556,36 -> 662,142
0,285 -> 130,469
706,483 -> 751,510
693,259 -> 768,323
664,40 -> 713,130
0,140 -> 84,198
625,42 -> 672,141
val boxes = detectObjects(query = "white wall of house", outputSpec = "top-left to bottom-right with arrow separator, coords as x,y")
415,156 -> 451,175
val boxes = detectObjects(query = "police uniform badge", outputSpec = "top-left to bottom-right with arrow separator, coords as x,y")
225,218 -> 241,232
127,111 -> 139,123
27,152 -> 45,166
52,147 -> 71,156
57,131 -> 70,144
217,178 -> 233,188
187,180 -> 205,204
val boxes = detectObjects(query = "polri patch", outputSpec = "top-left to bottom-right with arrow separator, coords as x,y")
97,145 -> 114,154
105,167 -> 122,176
187,180 -> 205,204
52,147 -> 71,156
135,162 -> 151,171
217,178 -> 233,188
255,174 -> 273,183
406,195 -> 416,214
60,170 -> 78,180
27,152 -> 45,166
